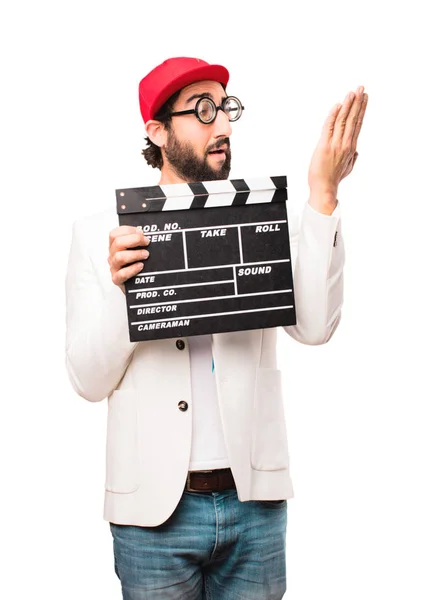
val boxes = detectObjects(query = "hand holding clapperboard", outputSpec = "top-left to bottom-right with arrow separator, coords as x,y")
116,176 -> 296,342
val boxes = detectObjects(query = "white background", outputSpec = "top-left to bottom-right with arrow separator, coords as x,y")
1,1 -> 433,598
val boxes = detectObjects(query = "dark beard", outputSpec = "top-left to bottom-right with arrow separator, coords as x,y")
164,132 -> 231,182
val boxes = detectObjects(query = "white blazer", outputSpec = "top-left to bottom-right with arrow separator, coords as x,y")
65,201 -> 344,526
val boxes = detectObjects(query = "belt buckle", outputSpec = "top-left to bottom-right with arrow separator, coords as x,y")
186,470 -> 213,492
186,471 -> 194,492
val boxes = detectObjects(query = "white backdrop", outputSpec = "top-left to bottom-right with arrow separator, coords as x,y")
1,1 -> 433,598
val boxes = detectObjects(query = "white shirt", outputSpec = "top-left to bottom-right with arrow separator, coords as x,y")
187,335 -> 230,471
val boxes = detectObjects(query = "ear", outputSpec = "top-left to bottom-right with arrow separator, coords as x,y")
145,120 -> 168,148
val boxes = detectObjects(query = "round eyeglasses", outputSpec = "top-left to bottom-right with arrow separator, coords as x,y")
168,96 -> 244,125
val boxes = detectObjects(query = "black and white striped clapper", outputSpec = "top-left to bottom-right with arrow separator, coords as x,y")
116,176 -> 297,342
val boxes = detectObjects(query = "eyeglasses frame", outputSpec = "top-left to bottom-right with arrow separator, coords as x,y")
167,95 -> 245,124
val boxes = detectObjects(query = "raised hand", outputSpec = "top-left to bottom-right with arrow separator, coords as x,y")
308,86 -> 368,214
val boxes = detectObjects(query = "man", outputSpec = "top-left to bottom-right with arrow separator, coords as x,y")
65,57 -> 368,599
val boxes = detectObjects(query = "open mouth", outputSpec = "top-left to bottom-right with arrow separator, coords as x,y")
208,149 -> 226,156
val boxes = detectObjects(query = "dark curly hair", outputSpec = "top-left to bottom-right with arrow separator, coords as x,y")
141,90 -> 181,169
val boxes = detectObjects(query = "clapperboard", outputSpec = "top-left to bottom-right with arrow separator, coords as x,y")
116,176 -> 297,342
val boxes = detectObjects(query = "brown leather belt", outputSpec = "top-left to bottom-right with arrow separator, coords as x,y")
185,468 -> 235,492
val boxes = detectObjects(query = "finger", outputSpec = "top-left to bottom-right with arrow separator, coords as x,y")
351,93 -> 368,150
109,226 -> 139,243
342,86 -> 365,149
112,261 -> 145,286
110,232 -> 150,253
110,248 -> 149,270
353,151 -> 359,167
320,102 -> 342,143
109,227 -> 150,248
331,90 -> 358,144
343,151 -> 359,179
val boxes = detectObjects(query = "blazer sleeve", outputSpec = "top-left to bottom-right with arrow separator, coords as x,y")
283,201 -> 345,345
65,218 -> 139,402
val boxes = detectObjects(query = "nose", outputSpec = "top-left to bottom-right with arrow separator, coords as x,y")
212,107 -> 232,139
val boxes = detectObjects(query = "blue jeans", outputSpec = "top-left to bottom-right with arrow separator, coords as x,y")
110,488 -> 287,599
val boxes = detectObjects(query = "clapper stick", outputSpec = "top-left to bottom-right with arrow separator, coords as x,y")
116,176 -> 297,342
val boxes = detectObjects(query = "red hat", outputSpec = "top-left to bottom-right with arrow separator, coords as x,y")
138,57 -> 230,124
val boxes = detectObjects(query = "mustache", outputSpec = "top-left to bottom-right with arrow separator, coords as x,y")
206,138 -> 231,154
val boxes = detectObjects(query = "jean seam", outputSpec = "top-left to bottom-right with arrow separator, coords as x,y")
208,495 -> 219,562
204,573 -> 212,600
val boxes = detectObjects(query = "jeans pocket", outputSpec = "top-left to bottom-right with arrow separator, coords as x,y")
257,499 -> 287,509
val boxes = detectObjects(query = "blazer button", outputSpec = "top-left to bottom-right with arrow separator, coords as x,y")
176,339 -> 185,350
178,401 -> 188,412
